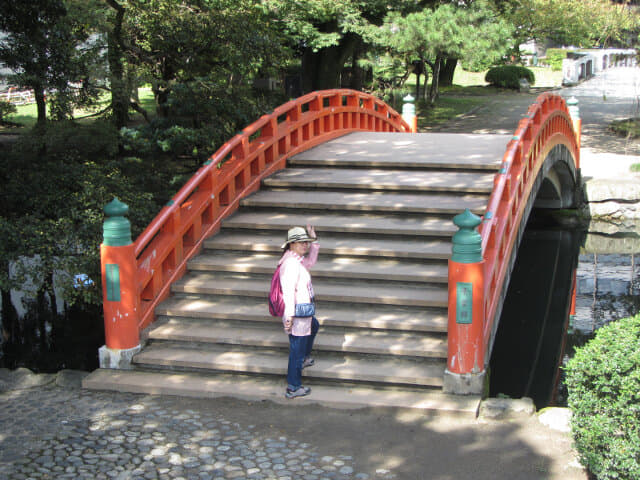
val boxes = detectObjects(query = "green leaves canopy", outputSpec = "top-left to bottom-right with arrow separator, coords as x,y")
384,1 -> 512,68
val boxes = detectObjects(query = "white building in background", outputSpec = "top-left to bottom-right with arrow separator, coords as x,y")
562,48 -> 637,86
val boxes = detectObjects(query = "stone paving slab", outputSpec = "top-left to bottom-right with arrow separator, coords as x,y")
145,319 -> 448,357
135,344 -> 446,386
241,189 -> 489,215
222,211 -> 458,237
172,271 -> 448,307
290,132 -> 507,170
190,251 -> 449,283
264,168 -> 495,193
157,296 -> 448,333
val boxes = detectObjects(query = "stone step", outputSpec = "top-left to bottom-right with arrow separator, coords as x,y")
223,211 -> 457,237
203,231 -> 451,260
264,168 -> 495,194
134,344 -> 446,387
242,189 -> 488,215
172,271 -> 448,308
82,369 -> 481,417
144,318 -> 448,358
156,295 -> 448,333
288,131 -> 506,171
189,251 -> 448,283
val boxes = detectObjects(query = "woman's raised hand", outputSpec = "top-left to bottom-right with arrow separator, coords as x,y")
306,224 -> 316,239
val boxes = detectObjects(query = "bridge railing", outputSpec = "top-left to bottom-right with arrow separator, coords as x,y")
480,93 -> 579,362
445,93 -> 580,393
100,89 -> 410,353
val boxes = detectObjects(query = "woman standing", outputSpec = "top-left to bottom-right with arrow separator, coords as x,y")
279,225 -> 319,399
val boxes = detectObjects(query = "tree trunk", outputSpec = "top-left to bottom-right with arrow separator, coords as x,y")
34,86 -> 47,127
428,55 -> 443,104
349,41 -> 364,91
106,0 -> 129,129
439,58 -> 457,87
301,34 -> 358,92
108,32 -> 129,129
415,72 -> 420,99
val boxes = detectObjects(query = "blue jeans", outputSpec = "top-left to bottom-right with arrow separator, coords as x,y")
287,316 -> 319,389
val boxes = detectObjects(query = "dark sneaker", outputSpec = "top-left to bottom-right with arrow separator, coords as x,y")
302,357 -> 315,369
285,386 -> 311,399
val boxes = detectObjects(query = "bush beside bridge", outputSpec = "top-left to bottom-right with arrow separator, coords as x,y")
565,313 -> 640,480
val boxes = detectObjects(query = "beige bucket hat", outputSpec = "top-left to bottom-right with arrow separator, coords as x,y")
281,226 -> 316,249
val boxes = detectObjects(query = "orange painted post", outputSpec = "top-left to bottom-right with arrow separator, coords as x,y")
99,198 -> 141,369
402,94 -> 418,133
444,209 -> 486,394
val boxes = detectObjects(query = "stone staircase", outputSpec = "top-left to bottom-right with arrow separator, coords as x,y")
84,132 -> 508,416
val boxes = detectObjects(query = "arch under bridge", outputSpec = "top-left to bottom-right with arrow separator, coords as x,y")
84,89 -> 581,416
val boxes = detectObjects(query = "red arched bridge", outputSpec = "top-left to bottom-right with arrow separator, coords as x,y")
84,90 -> 581,416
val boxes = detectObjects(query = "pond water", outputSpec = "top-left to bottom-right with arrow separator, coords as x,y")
489,214 -> 640,408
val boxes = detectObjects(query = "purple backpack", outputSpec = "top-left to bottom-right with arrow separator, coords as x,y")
268,264 -> 284,317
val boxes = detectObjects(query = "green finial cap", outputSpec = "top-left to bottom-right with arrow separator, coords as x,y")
103,198 -> 132,246
451,209 -> 482,263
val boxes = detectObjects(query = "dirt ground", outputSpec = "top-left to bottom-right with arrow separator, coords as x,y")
186,395 -> 588,480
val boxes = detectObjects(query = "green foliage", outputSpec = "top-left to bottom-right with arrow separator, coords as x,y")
485,65 -> 535,89
0,121 -> 169,305
0,0 -> 103,124
380,0 -> 512,100
501,0 -> 639,48
0,100 -> 17,122
565,314 -> 640,480
124,0 -> 286,113
120,82 -> 283,162
543,48 -> 568,72
609,118 -> 640,139
360,53 -> 408,99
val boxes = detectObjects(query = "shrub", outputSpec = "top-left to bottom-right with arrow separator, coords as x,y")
544,48 -> 568,72
0,100 -> 17,122
485,65 -> 535,89
609,118 -> 640,139
564,313 -> 640,480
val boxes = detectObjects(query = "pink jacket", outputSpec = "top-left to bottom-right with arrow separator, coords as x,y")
279,242 -> 319,336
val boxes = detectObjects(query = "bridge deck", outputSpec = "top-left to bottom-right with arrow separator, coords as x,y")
84,131 -> 511,416
291,132 -> 508,170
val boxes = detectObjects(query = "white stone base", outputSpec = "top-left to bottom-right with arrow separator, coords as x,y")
99,344 -> 141,370
443,369 -> 486,395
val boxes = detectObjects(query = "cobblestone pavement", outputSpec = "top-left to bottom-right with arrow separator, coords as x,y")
1,382 -> 375,480
0,369 -> 587,480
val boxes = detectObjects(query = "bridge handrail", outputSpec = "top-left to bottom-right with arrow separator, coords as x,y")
128,89 -> 410,333
479,92 -> 579,357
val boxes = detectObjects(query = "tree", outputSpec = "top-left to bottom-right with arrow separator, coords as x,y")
264,0 -> 424,92
0,0 -> 102,127
118,0 -> 285,117
383,0 -> 512,102
104,0 -> 133,129
497,0 -> 638,48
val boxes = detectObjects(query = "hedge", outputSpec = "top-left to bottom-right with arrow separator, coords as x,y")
564,313 -> 640,480
485,65 -> 535,90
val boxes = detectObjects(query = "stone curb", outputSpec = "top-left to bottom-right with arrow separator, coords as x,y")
0,367 -> 89,392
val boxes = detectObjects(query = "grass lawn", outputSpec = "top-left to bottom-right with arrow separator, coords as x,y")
402,65 -> 563,129
416,96 -> 486,130
1,87 -> 156,132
